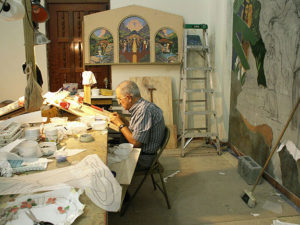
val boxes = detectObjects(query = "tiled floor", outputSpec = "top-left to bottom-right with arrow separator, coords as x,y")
108,141 -> 300,225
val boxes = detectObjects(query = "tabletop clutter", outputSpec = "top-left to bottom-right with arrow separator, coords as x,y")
0,88 -> 130,224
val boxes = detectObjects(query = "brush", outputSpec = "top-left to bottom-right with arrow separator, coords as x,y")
241,98 -> 299,208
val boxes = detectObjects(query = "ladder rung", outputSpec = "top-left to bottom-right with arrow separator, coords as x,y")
184,110 -> 216,115
185,89 -> 214,93
185,128 -> 207,131
181,77 -> 206,80
186,45 -> 209,51
186,100 -> 207,103
185,67 -> 212,71
183,132 -> 218,138
178,99 -> 207,103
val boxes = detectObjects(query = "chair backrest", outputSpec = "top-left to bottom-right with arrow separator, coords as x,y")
160,126 -> 170,151
152,126 -> 170,165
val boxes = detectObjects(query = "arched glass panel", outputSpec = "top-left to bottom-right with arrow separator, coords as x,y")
90,28 -> 113,63
119,16 -> 150,63
155,28 -> 178,63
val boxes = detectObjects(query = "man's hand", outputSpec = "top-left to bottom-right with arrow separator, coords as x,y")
110,112 -> 124,127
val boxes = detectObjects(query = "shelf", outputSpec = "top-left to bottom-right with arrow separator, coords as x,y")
85,62 -> 182,66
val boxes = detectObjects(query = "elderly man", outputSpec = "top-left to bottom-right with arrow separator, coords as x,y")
110,80 -> 165,170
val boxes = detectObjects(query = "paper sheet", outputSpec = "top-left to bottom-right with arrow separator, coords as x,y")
53,148 -> 87,157
273,220 -> 299,225
277,140 -> 300,161
262,200 -> 282,214
0,154 -> 122,212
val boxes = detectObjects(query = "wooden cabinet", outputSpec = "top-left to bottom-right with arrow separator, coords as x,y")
46,2 -> 111,92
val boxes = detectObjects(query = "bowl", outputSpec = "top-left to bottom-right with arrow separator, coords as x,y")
114,143 -> 133,159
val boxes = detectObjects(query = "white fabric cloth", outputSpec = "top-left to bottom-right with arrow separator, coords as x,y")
82,71 -> 97,85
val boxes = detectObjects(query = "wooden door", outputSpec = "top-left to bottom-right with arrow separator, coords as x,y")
47,3 -> 111,92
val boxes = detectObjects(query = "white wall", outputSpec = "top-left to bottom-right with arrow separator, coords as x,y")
0,0 -> 48,102
111,0 -> 233,140
0,0 -> 233,141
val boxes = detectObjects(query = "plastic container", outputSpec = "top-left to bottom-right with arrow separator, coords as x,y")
91,120 -> 106,130
56,153 -> 67,162
80,116 -> 95,127
91,88 -> 100,97
16,140 -> 43,158
24,126 -> 40,141
44,127 -> 58,142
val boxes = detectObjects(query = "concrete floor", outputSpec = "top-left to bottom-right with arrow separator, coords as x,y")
108,140 -> 300,225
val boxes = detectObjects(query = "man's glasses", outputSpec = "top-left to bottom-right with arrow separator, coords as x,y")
117,96 -> 127,103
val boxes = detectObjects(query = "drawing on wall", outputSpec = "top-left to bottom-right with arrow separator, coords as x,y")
232,0 -> 266,87
119,16 -> 150,63
230,0 -> 300,200
90,28 -> 113,64
155,28 -> 178,63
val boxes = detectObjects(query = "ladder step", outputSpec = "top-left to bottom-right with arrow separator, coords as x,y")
183,132 -> 218,138
185,67 -> 212,71
184,99 -> 207,103
178,99 -> 207,103
184,110 -> 216,115
185,128 -> 207,131
185,89 -> 214,93
181,77 -> 206,80
186,45 -> 209,51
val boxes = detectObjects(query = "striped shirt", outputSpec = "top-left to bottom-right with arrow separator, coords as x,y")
129,98 -> 165,155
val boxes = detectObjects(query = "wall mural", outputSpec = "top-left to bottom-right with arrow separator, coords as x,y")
155,28 -> 178,63
119,16 -> 150,63
89,28 -> 114,64
229,0 -> 300,199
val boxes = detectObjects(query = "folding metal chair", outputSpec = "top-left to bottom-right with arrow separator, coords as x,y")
120,126 -> 171,216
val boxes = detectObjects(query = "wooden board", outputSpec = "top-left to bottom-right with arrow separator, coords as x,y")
167,124 -> 178,149
108,148 -> 141,185
83,5 -> 183,64
130,76 -> 177,149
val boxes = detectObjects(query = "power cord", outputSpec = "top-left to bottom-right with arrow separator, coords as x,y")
0,0 -> 9,13
23,0 -> 35,30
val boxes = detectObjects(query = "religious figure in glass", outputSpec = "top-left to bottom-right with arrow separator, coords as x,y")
155,28 -> 178,63
90,28 -> 113,64
119,16 -> 150,63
